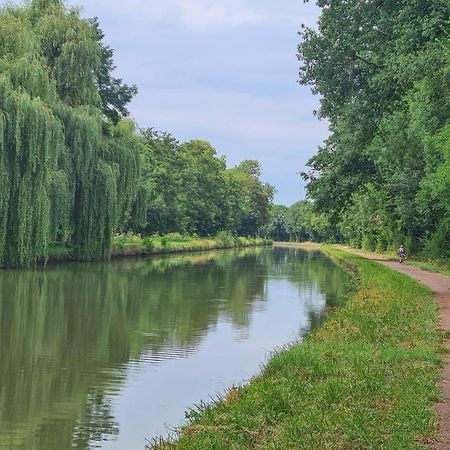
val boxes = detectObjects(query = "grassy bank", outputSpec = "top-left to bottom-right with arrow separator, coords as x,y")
110,232 -> 271,257
149,247 -> 443,449
44,233 -> 272,263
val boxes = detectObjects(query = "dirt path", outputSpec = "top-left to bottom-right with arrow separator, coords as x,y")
336,246 -> 450,448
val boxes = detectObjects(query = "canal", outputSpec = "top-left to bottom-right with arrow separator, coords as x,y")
0,247 -> 349,449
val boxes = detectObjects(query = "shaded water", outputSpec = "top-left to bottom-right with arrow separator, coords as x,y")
0,247 -> 349,449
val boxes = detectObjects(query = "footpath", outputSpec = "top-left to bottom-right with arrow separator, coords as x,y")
339,246 -> 450,449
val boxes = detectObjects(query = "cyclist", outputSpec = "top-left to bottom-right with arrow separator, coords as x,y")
398,244 -> 406,263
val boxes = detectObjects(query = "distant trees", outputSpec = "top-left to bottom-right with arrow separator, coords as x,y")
224,161 -> 275,236
263,201 -> 336,243
297,0 -> 450,259
130,131 -> 274,237
0,2 -> 274,267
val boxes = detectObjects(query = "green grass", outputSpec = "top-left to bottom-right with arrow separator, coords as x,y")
148,247 -> 443,450
45,234 -> 271,262
44,234 -> 271,263
111,232 -> 271,255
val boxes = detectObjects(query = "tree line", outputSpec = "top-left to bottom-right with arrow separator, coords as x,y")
0,0 -> 274,267
292,0 -> 449,260
263,201 -> 336,243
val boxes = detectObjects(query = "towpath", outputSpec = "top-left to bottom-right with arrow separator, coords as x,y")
335,246 -> 450,449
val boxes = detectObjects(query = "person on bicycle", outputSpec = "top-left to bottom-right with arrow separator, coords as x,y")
398,244 -> 406,263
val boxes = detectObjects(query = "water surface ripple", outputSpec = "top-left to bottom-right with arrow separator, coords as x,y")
0,247 -> 349,449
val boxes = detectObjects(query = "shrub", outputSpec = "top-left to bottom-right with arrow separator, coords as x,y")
215,231 -> 236,247
143,237 -> 154,251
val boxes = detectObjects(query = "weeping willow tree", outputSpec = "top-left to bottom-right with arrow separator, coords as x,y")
0,1 -> 140,267
103,120 -> 141,231
0,76 -> 62,267
0,106 -> 9,264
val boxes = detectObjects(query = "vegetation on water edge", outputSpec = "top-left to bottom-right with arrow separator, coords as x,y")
43,233 -> 272,262
111,232 -> 272,255
147,247 -> 442,449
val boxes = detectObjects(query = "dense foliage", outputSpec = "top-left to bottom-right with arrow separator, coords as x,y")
263,201 -> 336,242
0,0 -> 141,266
131,130 -> 274,238
297,0 -> 450,260
0,1 -> 273,267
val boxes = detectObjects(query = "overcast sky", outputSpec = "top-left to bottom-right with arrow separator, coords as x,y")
14,0 -> 329,206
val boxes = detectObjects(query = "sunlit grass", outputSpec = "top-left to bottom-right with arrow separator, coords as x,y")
147,247 -> 442,449
45,234 -> 272,263
110,232 -> 272,255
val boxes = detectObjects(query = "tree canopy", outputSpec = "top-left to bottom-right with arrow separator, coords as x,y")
298,0 -> 450,259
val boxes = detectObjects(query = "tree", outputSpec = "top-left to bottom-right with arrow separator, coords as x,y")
298,0 -> 450,257
227,161 -> 275,236
262,205 -> 289,241
178,140 -> 227,235
0,1 -> 140,266
89,17 -> 138,124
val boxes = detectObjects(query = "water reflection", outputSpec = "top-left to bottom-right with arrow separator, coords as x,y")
0,248 -> 349,449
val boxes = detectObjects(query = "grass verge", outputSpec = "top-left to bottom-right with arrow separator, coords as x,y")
110,232 -> 271,257
45,233 -> 272,263
148,246 -> 443,450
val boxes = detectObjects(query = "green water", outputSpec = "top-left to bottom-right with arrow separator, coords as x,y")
0,247 -> 349,449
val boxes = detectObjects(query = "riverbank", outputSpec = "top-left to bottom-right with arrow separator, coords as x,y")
148,246 -> 442,449
110,233 -> 271,258
42,233 -> 272,265
337,245 -> 450,449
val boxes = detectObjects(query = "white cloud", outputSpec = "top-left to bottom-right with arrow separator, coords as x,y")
174,0 -> 268,31
72,0 -> 307,31
130,87 -> 328,144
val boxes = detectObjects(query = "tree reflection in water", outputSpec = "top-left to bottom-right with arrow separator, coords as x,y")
0,248 -> 349,449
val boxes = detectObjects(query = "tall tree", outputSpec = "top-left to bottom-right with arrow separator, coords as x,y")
89,17 -> 138,124
0,1 -> 140,266
298,0 -> 450,256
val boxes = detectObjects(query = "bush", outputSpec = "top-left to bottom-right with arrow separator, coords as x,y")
165,232 -> 186,242
421,219 -> 450,262
143,237 -> 154,251
215,231 -> 236,247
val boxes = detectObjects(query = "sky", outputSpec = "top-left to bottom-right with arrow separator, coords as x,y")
14,0 -> 330,206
